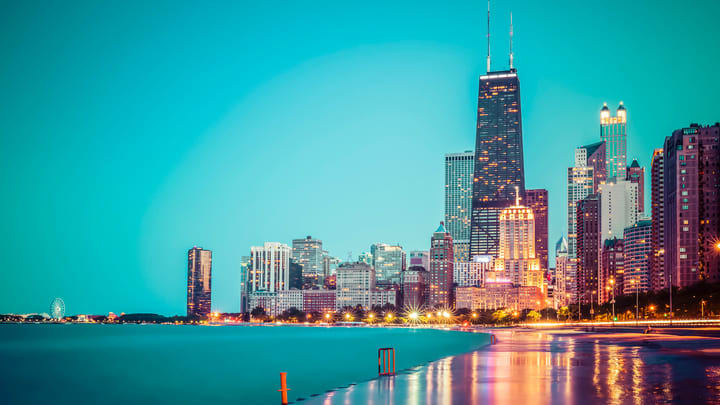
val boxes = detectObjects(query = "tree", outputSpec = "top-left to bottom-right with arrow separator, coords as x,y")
558,306 -> 570,321
250,306 -> 267,321
492,309 -> 508,323
526,310 -> 541,322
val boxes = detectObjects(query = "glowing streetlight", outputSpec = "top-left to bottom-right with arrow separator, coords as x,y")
472,312 -> 478,318
325,313 -> 331,320
368,313 -> 375,320
344,313 -> 351,320
386,313 -> 393,321
409,312 -> 419,320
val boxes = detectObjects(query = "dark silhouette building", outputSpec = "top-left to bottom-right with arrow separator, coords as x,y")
187,247 -> 212,318
470,68 -> 525,258
576,194 -> 600,305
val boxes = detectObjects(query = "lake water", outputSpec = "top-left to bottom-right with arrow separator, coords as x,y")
0,324 -> 489,404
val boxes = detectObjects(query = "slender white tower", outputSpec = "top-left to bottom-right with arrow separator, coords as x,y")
509,12 -> 514,69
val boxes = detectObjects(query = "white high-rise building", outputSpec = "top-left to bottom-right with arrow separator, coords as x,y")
249,242 -> 291,293
445,151 -> 474,261
599,179 -> 639,244
554,236 -> 572,306
336,262 -> 375,309
454,255 -> 493,287
567,148 -> 595,258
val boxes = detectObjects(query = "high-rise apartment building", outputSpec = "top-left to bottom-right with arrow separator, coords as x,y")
650,148 -> 666,291
525,189 -> 549,272
292,236 -> 323,279
554,236 -> 572,306
239,255 -> 250,313
454,255 -> 492,287
470,68 -> 526,258
600,102 -> 628,180
428,222 -> 454,308
445,151 -> 474,261
623,219 -> 652,294
599,238 -> 624,303
664,124 -> 720,287
493,193 -> 543,291
599,179 -> 639,243
567,147 -> 596,258
626,159 -> 645,214
187,247 -> 212,318
576,194 -> 600,305
370,243 -> 405,283
249,242 -> 291,293
335,262 -> 375,309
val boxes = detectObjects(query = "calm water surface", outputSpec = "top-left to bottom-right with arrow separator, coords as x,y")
0,324 -> 488,404
305,329 -> 720,404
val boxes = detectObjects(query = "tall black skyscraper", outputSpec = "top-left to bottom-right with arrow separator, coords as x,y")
470,71 -> 525,257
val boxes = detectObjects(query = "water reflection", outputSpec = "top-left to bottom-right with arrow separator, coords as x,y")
306,330 -> 720,404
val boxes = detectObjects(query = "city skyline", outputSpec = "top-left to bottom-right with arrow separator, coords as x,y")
2,1 -> 720,315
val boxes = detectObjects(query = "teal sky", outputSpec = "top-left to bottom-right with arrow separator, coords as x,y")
2,0 -> 719,315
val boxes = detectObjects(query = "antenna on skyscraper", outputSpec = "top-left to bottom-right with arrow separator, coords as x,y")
515,186 -> 520,206
509,12 -> 514,69
486,0 -> 491,73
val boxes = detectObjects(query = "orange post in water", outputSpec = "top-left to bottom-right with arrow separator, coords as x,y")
278,372 -> 290,404
378,348 -> 396,376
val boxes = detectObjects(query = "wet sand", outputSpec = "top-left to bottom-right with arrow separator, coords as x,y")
302,328 -> 720,404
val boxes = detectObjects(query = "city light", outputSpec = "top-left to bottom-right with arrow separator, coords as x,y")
409,312 -> 419,320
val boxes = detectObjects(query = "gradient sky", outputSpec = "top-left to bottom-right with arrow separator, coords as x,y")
2,0 -> 719,315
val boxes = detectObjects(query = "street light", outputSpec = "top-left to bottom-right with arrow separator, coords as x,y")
609,278 -> 616,323
701,300 -> 706,319
631,278 -> 639,325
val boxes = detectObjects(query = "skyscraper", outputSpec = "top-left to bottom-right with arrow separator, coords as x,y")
370,243 -> 405,283
623,219 -> 652,294
292,236 -> 323,280
664,124 -> 720,287
401,266 -> 428,308
599,238 -> 624,303
335,262 -> 375,309
576,194 -> 600,305
599,179 -> 639,243
554,236 -> 572,306
429,222 -> 454,308
650,148 -> 666,291
187,247 -> 212,318
626,159 -> 645,214
249,242 -> 291,293
567,147 -> 596,258
493,191 -> 543,290
600,102 -> 628,180
445,151 -> 474,261
239,255 -> 250,314
525,189 -> 549,272
470,69 -> 525,258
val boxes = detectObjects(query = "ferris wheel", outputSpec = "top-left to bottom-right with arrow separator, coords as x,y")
51,298 -> 65,319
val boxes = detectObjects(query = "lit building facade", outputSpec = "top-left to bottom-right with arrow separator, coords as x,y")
371,243 -> 405,283
445,151 -> 474,261
292,236 -> 324,279
650,148 -> 666,291
336,262 -> 375,309
454,255 -> 493,287
554,236 -> 572,306
249,242 -> 291,293
626,159 -> 645,214
455,284 -> 543,311
600,102 -> 628,180
576,194 -> 600,305
599,179 -> 639,243
525,188 -> 549,272
623,219 -> 652,294
599,238 -> 624,303
664,124 -> 720,287
302,290 -> 336,314
401,266 -> 429,308
187,247 -> 212,318
493,194 -> 543,291
567,146 -> 597,258
470,69 -> 525,259
429,222 -> 454,308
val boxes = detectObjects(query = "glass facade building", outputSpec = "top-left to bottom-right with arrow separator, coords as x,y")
600,102 -> 628,180
471,69 -> 525,258
187,247 -> 212,318
445,151 -> 474,261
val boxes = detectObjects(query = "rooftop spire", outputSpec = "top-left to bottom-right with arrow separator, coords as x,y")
509,12 -> 513,69
486,0 -> 491,73
515,185 -> 520,206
